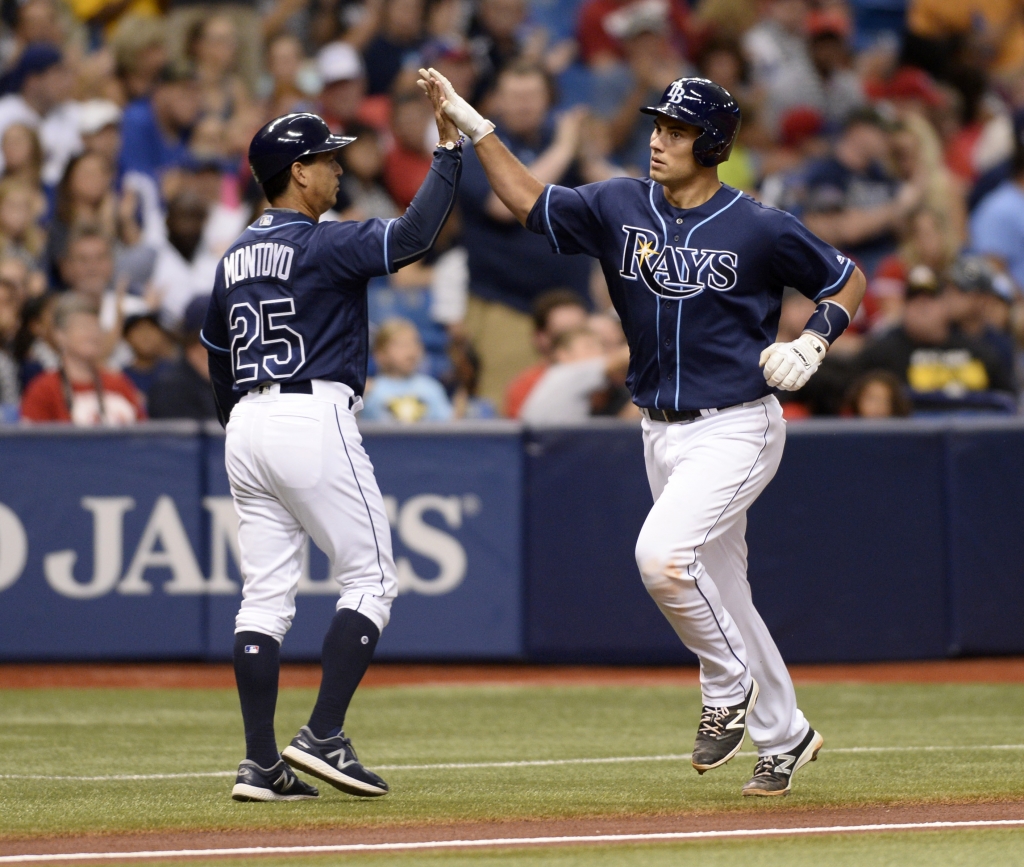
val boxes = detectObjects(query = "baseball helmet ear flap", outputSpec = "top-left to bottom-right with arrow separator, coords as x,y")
640,78 -> 742,168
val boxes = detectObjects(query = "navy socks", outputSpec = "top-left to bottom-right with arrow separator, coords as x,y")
233,631 -> 281,768
307,609 -> 380,739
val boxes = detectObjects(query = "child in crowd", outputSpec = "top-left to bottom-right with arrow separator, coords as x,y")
843,371 -> 912,418
362,318 -> 453,423
121,313 -> 175,399
0,178 -> 46,266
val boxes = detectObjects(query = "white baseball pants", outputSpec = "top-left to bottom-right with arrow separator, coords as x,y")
635,395 -> 809,755
225,380 -> 397,643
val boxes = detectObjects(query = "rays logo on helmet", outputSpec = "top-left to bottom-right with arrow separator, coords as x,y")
619,226 -> 738,299
665,81 -> 687,104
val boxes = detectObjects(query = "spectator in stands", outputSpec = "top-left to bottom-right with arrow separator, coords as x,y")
0,178 -> 45,267
592,3 -> 690,176
148,295 -> 218,419
109,15 -> 169,103
519,326 -> 631,424
383,89 -> 434,209
43,152 -> 142,289
577,0 -> 692,69
447,334 -> 495,419
762,9 -> 864,134
60,226 -> 149,364
0,276 -> 20,415
0,123 -> 43,187
77,101 -> 124,171
842,370 -> 912,418
316,41 -> 368,133
186,15 -> 253,122
164,0 -> 264,92
942,256 -> 1017,380
119,61 -> 201,183
360,0 -> 426,96
970,136 -> 1024,292
468,0 -> 532,98
459,63 -> 591,407
504,289 -> 588,418
338,123 -> 398,219
362,317 -> 453,422
262,34 -> 316,121
795,108 -> 925,277
11,293 -> 57,390
148,191 -> 218,326
121,313 -> 174,397
856,266 -> 1016,412
587,310 -> 637,418
20,294 -> 145,424
0,44 -> 81,187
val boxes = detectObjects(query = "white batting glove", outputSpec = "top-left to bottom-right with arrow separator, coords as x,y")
418,67 -> 495,144
759,333 -> 828,391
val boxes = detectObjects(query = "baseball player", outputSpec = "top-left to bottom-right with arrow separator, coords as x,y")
420,70 -> 865,796
200,104 -> 463,801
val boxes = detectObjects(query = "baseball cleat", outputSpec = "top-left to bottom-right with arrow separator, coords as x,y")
231,758 -> 319,802
692,678 -> 759,774
741,726 -> 824,797
282,725 -> 389,797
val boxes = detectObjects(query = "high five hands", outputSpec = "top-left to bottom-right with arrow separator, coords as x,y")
417,68 -> 496,144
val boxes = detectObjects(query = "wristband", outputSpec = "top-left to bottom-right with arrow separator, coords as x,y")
436,135 -> 466,151
802,299 -> 850,347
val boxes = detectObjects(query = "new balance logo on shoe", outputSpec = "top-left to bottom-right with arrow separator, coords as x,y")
725,709 -> 746,731
775,755 -> 796,776
326,747 -> 357,770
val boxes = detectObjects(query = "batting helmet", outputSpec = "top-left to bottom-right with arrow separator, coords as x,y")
640,78 -> 741,168
248,113 -> 355,185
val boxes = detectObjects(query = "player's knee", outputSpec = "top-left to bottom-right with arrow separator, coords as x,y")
338,592 -> 392,634
635,535 -> 695,596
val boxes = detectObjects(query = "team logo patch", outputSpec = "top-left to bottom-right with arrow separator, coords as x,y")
244,645 -> 260,654
619,225 -> 738,299
259,214 -> 274,226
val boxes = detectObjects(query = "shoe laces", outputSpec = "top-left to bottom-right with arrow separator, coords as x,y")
697,706 -> 731,737
751,755 -> 776,777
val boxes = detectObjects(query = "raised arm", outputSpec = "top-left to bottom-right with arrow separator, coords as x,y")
419,68 -> 546,226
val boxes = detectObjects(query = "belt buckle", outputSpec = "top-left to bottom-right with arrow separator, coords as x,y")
258,384 -> 272,395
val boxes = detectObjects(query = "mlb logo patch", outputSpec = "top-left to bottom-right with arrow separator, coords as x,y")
244,645 -> 260,654
259,214 -> 274,227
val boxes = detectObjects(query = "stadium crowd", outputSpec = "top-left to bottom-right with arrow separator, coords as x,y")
0,0 -> 1023,425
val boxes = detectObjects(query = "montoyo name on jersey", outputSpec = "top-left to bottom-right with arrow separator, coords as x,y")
619,225 -> 738,299
224,242 -> 296,289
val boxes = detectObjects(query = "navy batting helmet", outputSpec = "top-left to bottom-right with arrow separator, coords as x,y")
248,113 -> 355,185
640,78 -> 741,168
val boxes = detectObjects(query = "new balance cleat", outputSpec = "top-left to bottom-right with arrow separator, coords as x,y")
742,726 -> 824,796
282,725 -> 389,797
231,758 -> 319,802
692,678 -> 759,773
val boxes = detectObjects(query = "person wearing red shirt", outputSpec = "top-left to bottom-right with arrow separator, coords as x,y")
504,289 -> 588,418
21,295 -> 146,425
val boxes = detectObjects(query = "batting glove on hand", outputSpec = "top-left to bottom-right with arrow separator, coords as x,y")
418,67 -> 495,144
759,333 -> 828,391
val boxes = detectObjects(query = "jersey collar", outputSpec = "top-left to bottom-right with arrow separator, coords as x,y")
652,182 -> 733,218
253,208 -> 318,228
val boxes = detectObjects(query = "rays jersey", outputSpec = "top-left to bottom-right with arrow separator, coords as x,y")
526,180 -> 853,411
200,208 -> 393,398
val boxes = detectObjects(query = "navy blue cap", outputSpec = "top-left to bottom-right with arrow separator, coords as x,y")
0,43 -> 62,96
641,77 -> 741,168
183,294 -> 211,336
248,113 -> 355,185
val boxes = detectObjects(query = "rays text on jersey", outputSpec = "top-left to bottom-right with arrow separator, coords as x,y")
223,242 -> 296,289
619,225 -> 738,299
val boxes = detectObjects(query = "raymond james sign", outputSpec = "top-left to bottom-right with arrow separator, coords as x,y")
0,426 -> 523,660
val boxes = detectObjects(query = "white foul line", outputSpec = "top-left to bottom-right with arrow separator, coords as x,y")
2,744 -> 1024,782
2,820 -> 1024,863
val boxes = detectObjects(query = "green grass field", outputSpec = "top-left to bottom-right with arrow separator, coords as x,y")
2,681 -> 1024,863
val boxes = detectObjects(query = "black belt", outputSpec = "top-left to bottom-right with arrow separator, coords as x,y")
644,407 -> 704,423
256,380 -> 313,394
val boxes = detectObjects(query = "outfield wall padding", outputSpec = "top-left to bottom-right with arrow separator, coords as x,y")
0,418 -> 1022,662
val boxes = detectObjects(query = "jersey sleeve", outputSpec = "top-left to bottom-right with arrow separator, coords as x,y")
316,218 -> 393,282
770,212 -> 854,301
525,183 -> 604,258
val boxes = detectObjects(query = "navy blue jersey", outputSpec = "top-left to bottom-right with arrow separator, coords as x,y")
200,144 -> 461,410
525,179 -> 854,411
200,209 -> 391,397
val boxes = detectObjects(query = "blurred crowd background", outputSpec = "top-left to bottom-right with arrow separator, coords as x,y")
1,0 -> 1023,425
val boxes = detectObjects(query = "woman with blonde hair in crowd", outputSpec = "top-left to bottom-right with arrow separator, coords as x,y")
187,15 -> 253,122
0,124 -> 43,188
0,178 -> 46,266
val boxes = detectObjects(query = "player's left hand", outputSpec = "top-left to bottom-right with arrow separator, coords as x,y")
759,333 -> 827,391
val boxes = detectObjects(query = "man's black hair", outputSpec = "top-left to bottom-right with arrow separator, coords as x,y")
262,153 -> 320,203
